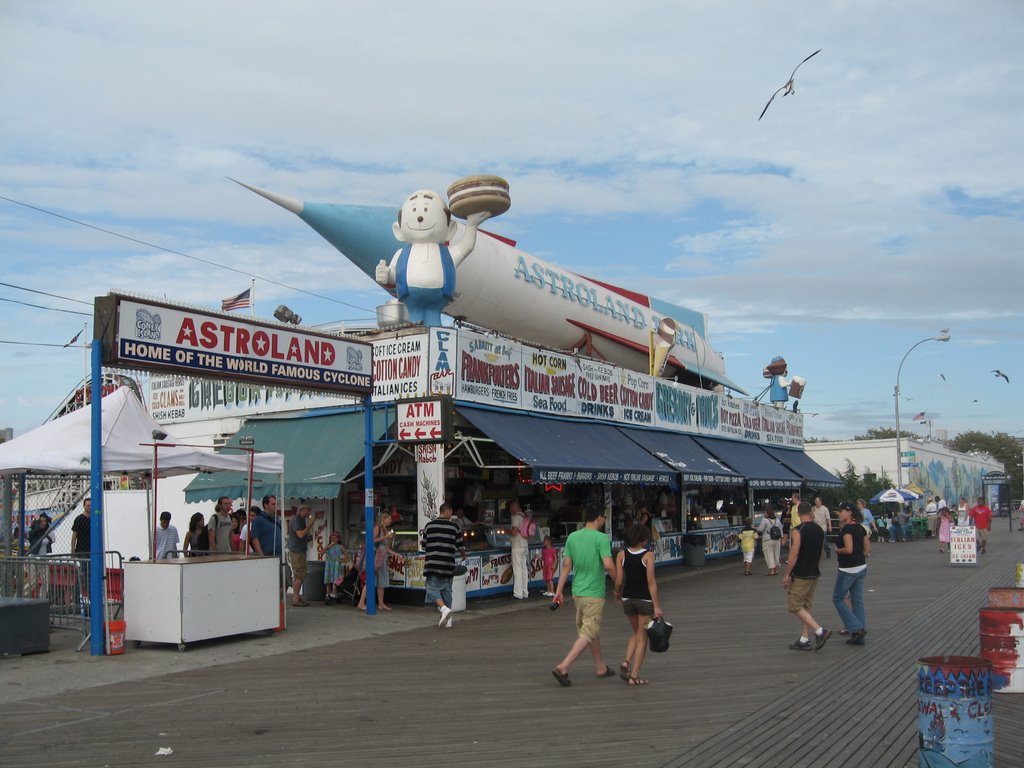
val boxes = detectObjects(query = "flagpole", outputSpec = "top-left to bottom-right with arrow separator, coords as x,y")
81,322 -> 88,407
251,278 -> 256,318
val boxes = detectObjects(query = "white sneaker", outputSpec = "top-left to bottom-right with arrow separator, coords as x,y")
445,617 -> 453,628
438,606 -> 451,627
542,591 -> 554,597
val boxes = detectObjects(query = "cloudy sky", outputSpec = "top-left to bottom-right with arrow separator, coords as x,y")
1,1 -> 1021,443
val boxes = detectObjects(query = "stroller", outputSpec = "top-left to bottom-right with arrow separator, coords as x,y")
327,546 -> 364,606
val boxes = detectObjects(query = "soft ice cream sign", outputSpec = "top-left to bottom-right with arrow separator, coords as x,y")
95,295 -> 372,395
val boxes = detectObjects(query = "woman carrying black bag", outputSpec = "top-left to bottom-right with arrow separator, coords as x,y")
613,524 -> 663,686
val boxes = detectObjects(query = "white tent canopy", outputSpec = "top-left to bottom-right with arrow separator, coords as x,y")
0,386 -> 283,476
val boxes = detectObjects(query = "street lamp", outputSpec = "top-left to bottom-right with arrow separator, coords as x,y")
895,330 -> 950,493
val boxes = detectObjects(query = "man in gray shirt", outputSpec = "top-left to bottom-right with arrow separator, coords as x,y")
287,506 -> 315,606
207,496 -> 235,554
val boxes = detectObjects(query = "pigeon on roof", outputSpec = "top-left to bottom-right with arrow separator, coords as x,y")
759,49 -> 822,121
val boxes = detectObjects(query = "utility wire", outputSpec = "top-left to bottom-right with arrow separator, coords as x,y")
0,340 -> 87,348
0,296 -> 91,316
0,194 -> 376,314
0,280 -> 92,306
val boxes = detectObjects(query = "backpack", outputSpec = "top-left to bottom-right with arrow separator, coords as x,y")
520,514 -> 536,539
767,519 -> 782,540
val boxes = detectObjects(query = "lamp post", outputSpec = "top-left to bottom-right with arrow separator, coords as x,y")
894,330 -> 950,493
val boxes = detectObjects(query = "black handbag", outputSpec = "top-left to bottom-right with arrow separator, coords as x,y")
452,563 -> 468,576
646,616 -> 674,653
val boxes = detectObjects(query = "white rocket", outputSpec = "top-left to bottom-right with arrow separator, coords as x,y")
234,180 -> 745,394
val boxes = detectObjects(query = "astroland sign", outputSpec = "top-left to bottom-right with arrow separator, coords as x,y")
94,294 -> 372,395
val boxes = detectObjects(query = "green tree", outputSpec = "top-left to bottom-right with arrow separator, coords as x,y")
949,431 -> 1023,505
820,460 -> 893,507
853,427 -> 923,441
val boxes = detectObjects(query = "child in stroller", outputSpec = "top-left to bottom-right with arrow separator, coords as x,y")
326,537 -> 364,606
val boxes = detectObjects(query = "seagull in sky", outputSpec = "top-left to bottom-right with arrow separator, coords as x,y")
992,369 -> 1010,383
939,373 -> 946,381
759,49 -> 822,121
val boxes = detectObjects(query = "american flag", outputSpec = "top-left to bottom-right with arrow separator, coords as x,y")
912,411 -> 926,422
63,328 -> 83,347
221,288 -> 251,312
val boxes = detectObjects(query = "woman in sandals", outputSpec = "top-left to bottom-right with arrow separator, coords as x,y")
613,523 -> 663,685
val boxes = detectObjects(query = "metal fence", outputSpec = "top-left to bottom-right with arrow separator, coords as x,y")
3,475 -> 89,557
0,550 -> 124,651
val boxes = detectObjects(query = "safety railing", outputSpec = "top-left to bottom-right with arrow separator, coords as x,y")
0,550 -> 124,650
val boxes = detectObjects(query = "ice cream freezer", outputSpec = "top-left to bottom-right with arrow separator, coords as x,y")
123,556 -> 280,651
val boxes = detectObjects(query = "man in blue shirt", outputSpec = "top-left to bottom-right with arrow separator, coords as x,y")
250,494 -> 282,557
856,499 -> 878,541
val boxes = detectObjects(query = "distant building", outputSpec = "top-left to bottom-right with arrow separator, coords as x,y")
805,438 -> 1003,506
0,427 -> 13,444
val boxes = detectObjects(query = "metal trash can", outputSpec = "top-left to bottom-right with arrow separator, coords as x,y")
917,655 -> 994,766
683,533 -> 706,568
303,561 -> 326,602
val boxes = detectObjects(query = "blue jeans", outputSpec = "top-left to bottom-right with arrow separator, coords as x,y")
424,573 -> 453,609
832,568 -> 866,633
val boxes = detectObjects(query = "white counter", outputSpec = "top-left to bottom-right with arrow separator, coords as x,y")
123,556 -> 280,650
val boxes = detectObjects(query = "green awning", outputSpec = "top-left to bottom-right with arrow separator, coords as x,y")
183,408 -> 392,503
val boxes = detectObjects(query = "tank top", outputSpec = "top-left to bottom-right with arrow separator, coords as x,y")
790,522 -> 823,579
621,548 -> 652,600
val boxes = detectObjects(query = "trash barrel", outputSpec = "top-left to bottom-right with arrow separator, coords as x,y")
916,655 -> 994,766
979,607 -> 1024,693
450,565 -> 467,613
303,561 -> 326,602
107,620 -> 126,655
683,533 -> 706,568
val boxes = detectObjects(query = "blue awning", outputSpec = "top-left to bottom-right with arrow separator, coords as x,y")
761,446 -> 844,488
183,408 -> 391,502
693,437 -> 803,490
459,407 -> 677,486
618,428 -> 744,486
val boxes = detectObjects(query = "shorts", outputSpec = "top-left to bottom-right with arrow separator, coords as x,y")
574,596 -> 606,641
622,598 -> 654,617
288,550 -> 307,582
977,528 -> 989,546
743,550 -> 754,564
787,577 -> 818,613
424,573 -> 453,608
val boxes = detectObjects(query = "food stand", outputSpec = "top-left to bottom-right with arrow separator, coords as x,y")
123,555 -> 279,651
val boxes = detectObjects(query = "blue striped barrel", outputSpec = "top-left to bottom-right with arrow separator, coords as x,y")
917,655 -> 993,767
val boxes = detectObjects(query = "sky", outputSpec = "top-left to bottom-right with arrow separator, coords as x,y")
1,1 -> 1021,443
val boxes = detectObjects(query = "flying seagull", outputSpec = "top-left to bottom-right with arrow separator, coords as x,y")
759,49 -> 822,121
992,369 -> 1010,383
939,373 -> 946,381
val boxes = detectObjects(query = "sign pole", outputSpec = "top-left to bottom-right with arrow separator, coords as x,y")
89,341 -> 105,656
364,395 -> 377,615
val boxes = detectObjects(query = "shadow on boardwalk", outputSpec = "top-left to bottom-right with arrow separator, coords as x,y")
1,528 -> 1022,767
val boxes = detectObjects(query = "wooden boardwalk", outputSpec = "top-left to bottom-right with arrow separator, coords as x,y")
1,527 -> 1022,767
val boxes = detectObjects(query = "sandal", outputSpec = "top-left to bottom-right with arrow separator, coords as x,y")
628,676 -> 650,686
551,669 -> 572,687
596,665 -> 616,678
619,661 -> 631,682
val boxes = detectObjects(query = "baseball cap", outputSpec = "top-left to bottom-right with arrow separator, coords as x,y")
837,502 -> 855,512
